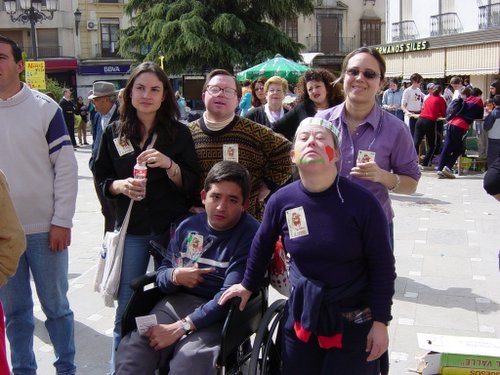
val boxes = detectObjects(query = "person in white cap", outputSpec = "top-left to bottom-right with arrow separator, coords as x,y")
88,81 -> 120,233
220,117 -> 395,375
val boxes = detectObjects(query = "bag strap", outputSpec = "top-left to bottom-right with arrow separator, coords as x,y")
119,132 -> 158,235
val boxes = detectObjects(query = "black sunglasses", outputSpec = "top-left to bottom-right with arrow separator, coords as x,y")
345,68 -> 381,80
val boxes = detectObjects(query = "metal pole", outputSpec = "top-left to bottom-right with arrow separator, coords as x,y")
30,9 -> 38,60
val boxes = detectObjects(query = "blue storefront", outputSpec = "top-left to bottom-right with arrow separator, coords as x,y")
76,63 -> 132,100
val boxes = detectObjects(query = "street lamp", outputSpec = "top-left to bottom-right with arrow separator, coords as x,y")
4,0 -> 58,60
74,8 -> 81,36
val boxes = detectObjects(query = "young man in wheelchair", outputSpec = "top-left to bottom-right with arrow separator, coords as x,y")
115,161 -> 260,374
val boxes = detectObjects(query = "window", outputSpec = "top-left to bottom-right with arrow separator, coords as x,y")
37,29 -> 59,58
319,16 -> 340,53
100,18 -> 120,57
360,19 -> 381,46
280,18 -> 298,42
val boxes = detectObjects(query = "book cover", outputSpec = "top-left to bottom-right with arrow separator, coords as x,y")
441,366 -> 500,375
440,353 -> 500,371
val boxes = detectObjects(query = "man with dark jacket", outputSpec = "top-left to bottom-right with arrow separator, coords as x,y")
59,88 -> 77,147
88,81 -> 119,232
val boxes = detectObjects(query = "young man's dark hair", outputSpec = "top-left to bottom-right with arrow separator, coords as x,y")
0,35 -> 22,62
471,87 -> 483,97
204,161 -> 251,202
410,73 -> 423,83
494,94 -> 500,107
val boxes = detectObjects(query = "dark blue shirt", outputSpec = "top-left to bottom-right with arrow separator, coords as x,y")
242,177 -> 396,323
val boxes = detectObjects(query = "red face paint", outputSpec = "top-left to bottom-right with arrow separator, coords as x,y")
325,145 -> 335,161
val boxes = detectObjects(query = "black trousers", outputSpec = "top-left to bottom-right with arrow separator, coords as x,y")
414,117 -> 439,166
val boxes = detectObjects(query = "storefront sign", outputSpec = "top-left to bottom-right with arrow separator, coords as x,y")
79,64 -> 131,75
25,61 -> 46,90
377,40 -> 429,55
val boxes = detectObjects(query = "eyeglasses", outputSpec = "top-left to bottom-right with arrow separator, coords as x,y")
255,87 -> 265,92
206,85 -> 237,99
345,68 -> 381,80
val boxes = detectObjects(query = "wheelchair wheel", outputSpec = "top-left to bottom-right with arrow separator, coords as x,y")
248,299 -> 287,375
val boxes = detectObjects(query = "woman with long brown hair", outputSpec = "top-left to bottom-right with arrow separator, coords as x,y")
94,61 -> 200,373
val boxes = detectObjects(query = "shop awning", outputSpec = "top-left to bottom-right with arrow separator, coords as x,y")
445,43 -> 500,76
384,50 -> 445,79
402,49 -> 445,79
384,54 -> 404,77
44,59 -> 78,71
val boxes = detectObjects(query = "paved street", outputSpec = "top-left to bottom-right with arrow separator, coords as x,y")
7,144 -> 500,374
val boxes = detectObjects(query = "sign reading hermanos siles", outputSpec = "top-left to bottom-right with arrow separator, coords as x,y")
376,41 -> 429,55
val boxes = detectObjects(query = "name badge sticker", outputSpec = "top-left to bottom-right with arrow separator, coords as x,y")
186,233 -> 204,264
286,206 -> 309,239
223,144 -> 238,162
357,150 -> 376,165
113,137 -> 135,156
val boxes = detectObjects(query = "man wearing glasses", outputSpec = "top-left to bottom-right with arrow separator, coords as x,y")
188,69 -> 292,221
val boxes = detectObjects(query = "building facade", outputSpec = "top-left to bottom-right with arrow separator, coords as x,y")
0,0 -> 80,92
0,0 -> 133,99
282,0 -> 386,73
378,0 -> 499,92
75,0 -> 133,100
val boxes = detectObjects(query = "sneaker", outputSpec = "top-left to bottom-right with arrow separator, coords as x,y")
437,171 -> 446,179
442,166 -> 456,179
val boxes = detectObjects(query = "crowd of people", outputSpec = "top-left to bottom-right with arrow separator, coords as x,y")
0,31 -> 499,375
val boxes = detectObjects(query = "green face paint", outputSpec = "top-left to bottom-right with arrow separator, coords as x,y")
298,157 -> 324,164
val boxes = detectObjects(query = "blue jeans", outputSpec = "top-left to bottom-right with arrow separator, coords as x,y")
0,233 -> 75,375
110,233 -> 165,373
438,124 -> 467,171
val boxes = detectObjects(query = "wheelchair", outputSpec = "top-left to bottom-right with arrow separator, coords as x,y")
121,270 -> 272,374
121,269 -> 288,375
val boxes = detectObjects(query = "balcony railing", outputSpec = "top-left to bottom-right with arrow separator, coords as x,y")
391,20 -> 419,42
430,12 -> 464,36
23,45 -> 62,59
303,36 -> 356,55
478,2 -> 500,29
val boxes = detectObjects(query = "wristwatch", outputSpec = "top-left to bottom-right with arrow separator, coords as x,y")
181,318 -> 192,334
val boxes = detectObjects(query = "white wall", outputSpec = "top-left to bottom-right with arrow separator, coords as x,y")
386,0 -> 480,40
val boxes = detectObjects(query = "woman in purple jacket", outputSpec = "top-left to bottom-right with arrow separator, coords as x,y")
220,117 -> 396,374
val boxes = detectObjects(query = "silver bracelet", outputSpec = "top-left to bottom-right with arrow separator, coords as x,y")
389,173 -> 400,192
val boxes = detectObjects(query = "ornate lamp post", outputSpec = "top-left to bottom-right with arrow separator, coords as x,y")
74,8 -> 81,36
4,0 -> 58,60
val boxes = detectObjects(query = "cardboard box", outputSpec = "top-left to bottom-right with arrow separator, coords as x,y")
417,333 -> 500,375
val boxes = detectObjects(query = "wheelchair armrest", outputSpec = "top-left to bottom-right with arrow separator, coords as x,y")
130,271 -> 157,291
219,287 -> 268,366
121,271 -> 164,337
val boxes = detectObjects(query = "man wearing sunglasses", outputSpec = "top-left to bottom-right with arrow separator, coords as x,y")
188,69 -> 292,221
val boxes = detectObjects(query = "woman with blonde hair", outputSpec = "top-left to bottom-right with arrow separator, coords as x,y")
246,75 -> 289,127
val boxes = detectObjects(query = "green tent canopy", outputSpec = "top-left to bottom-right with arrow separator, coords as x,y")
236,54 -> 309,85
